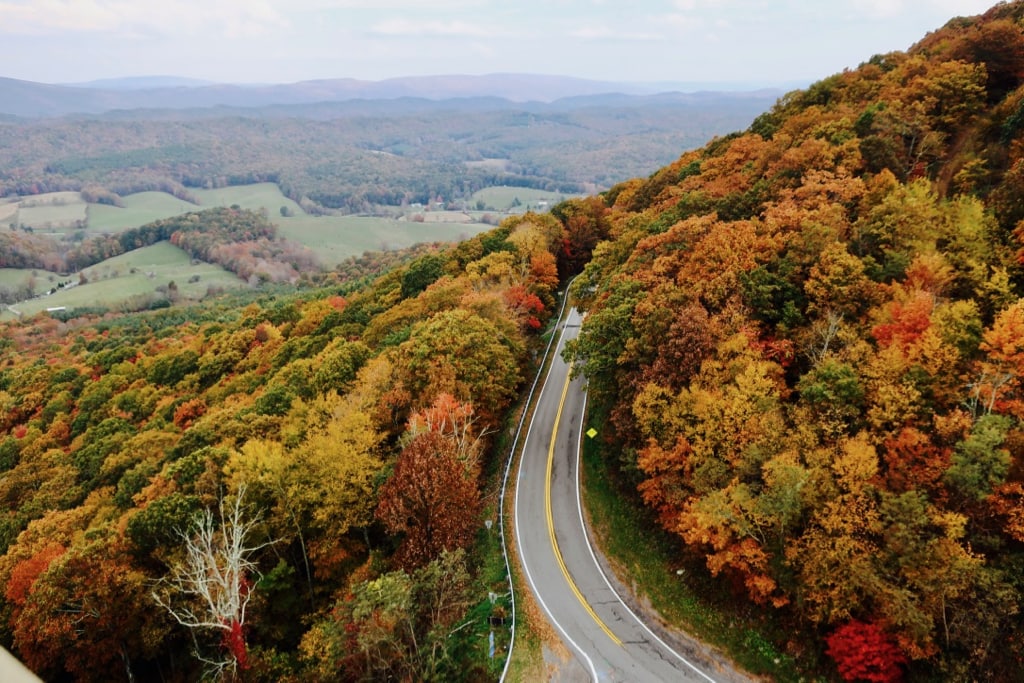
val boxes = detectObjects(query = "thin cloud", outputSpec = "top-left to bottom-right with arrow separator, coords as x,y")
287,0 -> 483,8
0,0 -> 1002,85
369,18 -> 492,38
658,12 -> 707,31
0,0 -> 126,33
848,0 -> 993,19
848,0 -> 905,18
672,0 -> 733,8
569,25 -> 664,41
0,0 -> 284,37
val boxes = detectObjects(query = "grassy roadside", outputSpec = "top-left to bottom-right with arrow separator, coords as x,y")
578,428 -> 827,682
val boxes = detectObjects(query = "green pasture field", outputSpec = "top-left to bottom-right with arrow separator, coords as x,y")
86,192 -> 200,232
0,198 -> 19,225
3,183 -> 522,289
276,214 -> 490,266
15,191 -> 83,207
192,183 -> 305,216
0,242 -> 244,321
469,186 -> 580,211
15,191 -> 88,231
409,210 -> 476,223
0,268 -> 66,295
33,182 -> 494,268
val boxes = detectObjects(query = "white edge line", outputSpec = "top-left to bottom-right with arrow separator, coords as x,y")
500,281 -> 590,682
513,307 -> 600,683
499,281 -> 572,682
572,385 -> 719,683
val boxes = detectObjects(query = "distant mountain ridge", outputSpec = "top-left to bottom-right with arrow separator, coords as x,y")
81,90 -> 784,125
0,73 -> 794,118
64,76 -> 217,90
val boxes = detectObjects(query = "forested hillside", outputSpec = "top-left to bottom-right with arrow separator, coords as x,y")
8,2 -> 1024,682
0,93 -> 776,214
567,3 -> 1024,680
0,206 -> 608,681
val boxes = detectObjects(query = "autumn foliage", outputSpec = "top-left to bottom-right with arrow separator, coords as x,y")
826,621 -> 907,683
0,208 -> 568,680
8,3 -> 1024,681
376,430 -> 481,570
5,544 -> 65,607
564,3 -> 1024,679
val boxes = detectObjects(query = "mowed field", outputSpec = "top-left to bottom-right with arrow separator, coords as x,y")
6,184 -> 520,264
1,182 -> 524,317
0,268 -> 66,298
87,192 -> 200,232
191,183 -> 305,216
470,186 -> 581,211
0,198 -> 21,224
277,214 -> 487,265
85,183 -> 298,235
194,184 -> 492,264
4,191 -> 89,233
1,242 -> 245,321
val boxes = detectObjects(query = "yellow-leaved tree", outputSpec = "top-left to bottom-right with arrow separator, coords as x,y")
226,387 -> 385,589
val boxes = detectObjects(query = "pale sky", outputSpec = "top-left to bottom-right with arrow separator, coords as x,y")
0,0 -> 1001,86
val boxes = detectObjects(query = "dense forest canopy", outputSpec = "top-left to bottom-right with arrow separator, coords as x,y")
567,2 -> 1024,680
0,205 -> 600,681
6,2 -> 1024,682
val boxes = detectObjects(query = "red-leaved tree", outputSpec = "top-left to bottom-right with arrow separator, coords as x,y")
826,620 -> 907,683
376,430 -> 481,570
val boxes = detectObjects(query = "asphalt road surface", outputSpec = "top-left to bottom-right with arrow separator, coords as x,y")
514,308 -> 729,683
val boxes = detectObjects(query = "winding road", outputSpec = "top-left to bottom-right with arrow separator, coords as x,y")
513,308 -> 729,683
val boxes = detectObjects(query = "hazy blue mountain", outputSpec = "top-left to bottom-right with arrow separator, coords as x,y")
0,73 -> 788,118
64,76 -> 217,90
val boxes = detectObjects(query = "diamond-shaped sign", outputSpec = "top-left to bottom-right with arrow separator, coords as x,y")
586,428 -> 598,439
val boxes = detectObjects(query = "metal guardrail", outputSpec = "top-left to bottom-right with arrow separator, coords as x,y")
497,278 -> 577,682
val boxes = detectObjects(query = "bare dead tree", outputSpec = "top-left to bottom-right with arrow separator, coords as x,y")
964,370 -> 1014,420
806,310 -> 844,366
152,486 -> 275,680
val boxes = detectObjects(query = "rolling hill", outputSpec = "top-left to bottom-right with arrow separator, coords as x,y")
0,90 -> 780,213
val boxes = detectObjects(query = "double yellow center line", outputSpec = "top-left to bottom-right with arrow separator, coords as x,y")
545,367 -> 622,647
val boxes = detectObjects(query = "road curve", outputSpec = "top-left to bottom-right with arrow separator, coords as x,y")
513,308 -> 723,683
